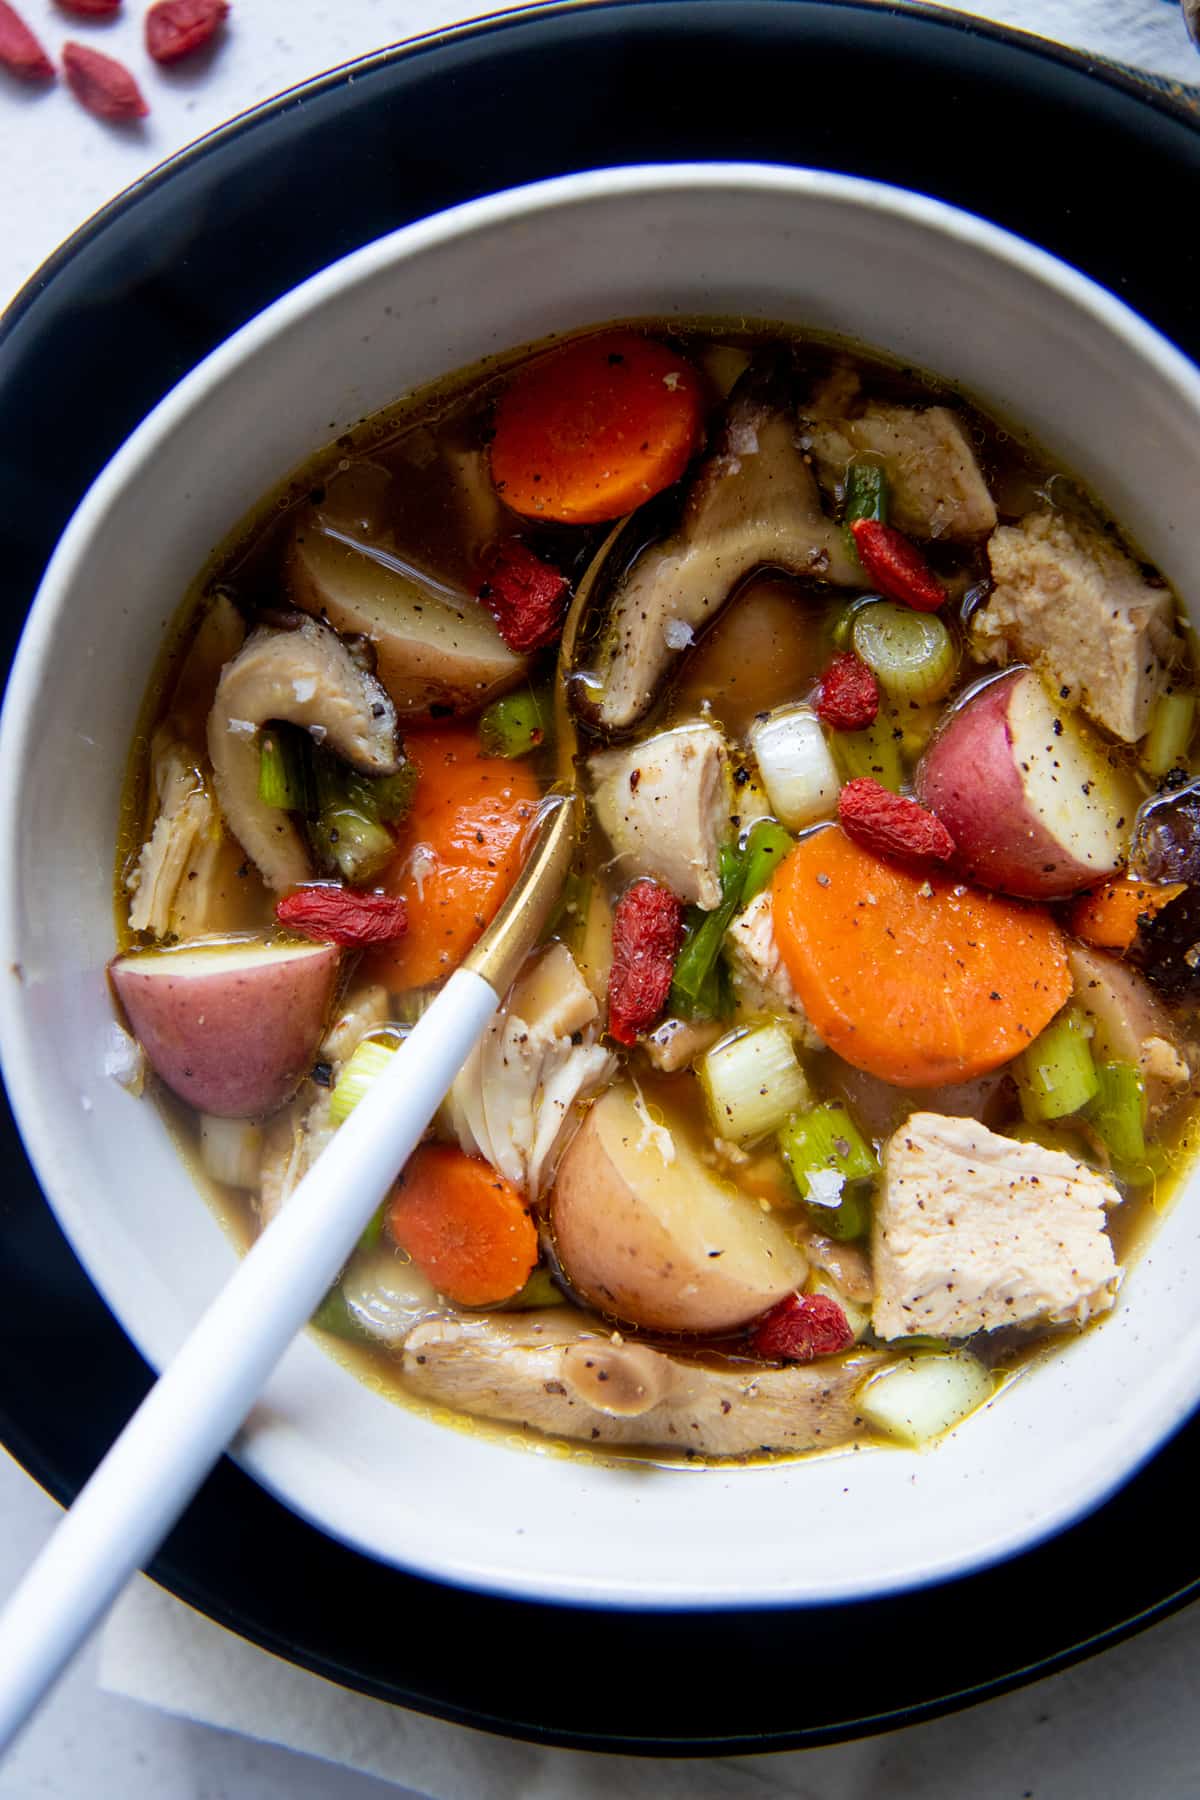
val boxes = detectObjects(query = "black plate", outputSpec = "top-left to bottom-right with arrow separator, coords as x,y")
4,0 -> 1200,1756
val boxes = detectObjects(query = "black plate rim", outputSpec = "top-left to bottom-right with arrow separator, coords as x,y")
5,0 -> 1200,1756
5,0 -> 1199,348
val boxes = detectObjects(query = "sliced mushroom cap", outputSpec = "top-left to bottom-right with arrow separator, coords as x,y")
400,1310 -> 884,1456
207,618 -> 401,891
572,372 -> 860,734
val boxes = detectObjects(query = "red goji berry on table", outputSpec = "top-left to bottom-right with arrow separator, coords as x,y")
56,0 -> 122,18
750,1293 -> 854,1363
850,518 -> 945,612
0,1 -> 54,79
62,40 -> 147,117
607,878 -> 684,1047
277,886 -> 408,948
838,777 -> 956,866
816,651 -> 879,732
478,540 -> 570,655
146,0 -> 228,64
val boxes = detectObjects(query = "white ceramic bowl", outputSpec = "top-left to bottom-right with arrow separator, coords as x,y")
4,164 -> 1200,1610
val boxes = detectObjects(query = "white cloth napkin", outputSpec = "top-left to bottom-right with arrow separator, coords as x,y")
95,3 -> 1200,1793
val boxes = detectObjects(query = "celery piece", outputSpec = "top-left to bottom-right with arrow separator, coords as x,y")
310,1286 -> 374,1342
739,819 -> 794,903
258,727 -> 309,812
1085,1062 -> 1147,1167
358,1201 -> 387,1254
852,602 -> 958,705
346,761 -> 418,825
308,750 -> 395,883
495,1266 -> 568,1311
1141,689 -> 1196,778
1015,1008 -> 1099,1122
831,709 -> 905,793
699,1024 -> 810,1146
780,1094 -> 881,1224
330,1037 -> 398,1124
669,845 -> 744,1019
844,458 -> 889,526
479,685 -> 551,759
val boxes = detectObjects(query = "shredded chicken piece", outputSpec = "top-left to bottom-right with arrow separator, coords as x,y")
725,891 -> 822,1047
126,729 -> 225,938
447,944 -> 616,1200
320,983 -> 392,1067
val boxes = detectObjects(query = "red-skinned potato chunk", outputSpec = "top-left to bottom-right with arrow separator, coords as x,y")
550,1082 -> 808,1334
916,667 -> 1136,899
110,939 -> 340,1118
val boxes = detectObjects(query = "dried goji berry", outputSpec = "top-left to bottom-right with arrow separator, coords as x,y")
816,651 -> 879,731
850,518 -> 944,612
478,540 -> 570,654
146,0 -> 228,64
56,0 -> 121,17
750,1293 -> 854,1362
0,1 -> 54,79
277,886 -> 408,947
838,777 -> 956,866
607,878 -> 684,1046
62,40 -> 148,117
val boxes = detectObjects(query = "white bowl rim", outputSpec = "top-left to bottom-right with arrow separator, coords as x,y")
5,161 -> 1200,1610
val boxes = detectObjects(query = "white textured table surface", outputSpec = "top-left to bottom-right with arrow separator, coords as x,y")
4,2 -> 1200,1796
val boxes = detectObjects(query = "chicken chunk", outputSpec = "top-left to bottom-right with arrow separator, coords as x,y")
724,890 -> 822,1047
589,722 -> 732,910
319,983 -> 392,1069
401,1311 -> 883,1457
804,403 -> 997,541
873,1112 -> 1122,1340
445,944 -> 616,1200
972,511 -> 1179,742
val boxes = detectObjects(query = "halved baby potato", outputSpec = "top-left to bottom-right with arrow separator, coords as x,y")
287,501 -> 528,719
110,938 -> 340,1118
916,667 -> 1137,899
550,1082 -> 808,1334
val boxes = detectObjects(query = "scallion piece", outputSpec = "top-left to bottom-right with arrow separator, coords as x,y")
1085,1061 -> 1147,1167
669,845 -> 744,1019
258,728 -> 309,811
778,1101 -> 879,1242
699,1024 -> 810,1145
1015,1008 -> 1099,1122
1141,689 -> 1196,778
844,458 -> 889,526
739,819 -> 795,903
852,602 -> 959,705
330,1037 -> 398,1125
479,685 -> 552,759
831,708 -> 905,793
830,591 -> 886,649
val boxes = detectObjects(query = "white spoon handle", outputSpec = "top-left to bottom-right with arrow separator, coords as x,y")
0,965 -> 497,1751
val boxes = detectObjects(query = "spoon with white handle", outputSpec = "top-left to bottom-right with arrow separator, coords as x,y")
0,789 -> 576,1751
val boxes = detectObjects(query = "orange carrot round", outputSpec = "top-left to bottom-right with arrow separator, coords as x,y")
771,827 -> 1071,1087
386,1145 -> 537,1307
488,330 -> 706,524
367,726 -> 539,991
1067,872 -> 1186,954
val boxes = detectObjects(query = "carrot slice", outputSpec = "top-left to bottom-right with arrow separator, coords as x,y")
386,1144 -> 537,1307
367,726 -> 539,990
1067,872 -> 1186,954
488,330 -> 706,524
771,827 -> 1071,1087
